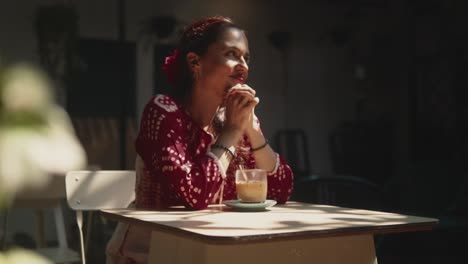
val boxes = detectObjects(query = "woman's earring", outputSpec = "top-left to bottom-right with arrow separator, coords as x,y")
191,59 -> 200,81
193,70 -> 200,82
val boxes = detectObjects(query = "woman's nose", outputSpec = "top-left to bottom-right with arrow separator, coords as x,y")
238,57 -> 249,71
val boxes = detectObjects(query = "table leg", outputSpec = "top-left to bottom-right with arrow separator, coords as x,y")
148,231 -> 377,264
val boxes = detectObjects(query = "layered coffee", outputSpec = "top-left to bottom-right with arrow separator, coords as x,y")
236,180 -> 267,203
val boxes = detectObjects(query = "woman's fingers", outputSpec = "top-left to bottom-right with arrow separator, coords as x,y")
238,93 -> 252,106
246,97 -> 260,109
228,90 -> 255,106
230,89 -> 255,99
228,93 -> 259,110
224,85 -> 260,132
227,84 -> 256,97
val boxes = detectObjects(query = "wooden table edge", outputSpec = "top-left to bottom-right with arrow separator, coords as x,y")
100,210 -> 438,245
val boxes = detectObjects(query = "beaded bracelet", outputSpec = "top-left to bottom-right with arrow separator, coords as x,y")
251,139 -> 269,152
211,144 -> 236,159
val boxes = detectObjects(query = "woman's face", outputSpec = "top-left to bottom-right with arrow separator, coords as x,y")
194,27 -> 250,99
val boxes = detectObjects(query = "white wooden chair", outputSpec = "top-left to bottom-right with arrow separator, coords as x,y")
65,170 -> 136,264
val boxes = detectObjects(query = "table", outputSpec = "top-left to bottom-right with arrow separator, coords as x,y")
101,202 -> 437,264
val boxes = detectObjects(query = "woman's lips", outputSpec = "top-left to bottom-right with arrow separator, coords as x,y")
230,76 -> 245,84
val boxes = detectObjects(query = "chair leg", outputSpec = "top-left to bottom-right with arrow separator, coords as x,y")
35,209 -> 46,248
85,211 -> 93,255
76,210 -> 86,264
53,206 -> 69,249
1,209 -> 9,250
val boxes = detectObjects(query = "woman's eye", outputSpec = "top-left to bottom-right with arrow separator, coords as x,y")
226,51 -> 236,57
226,50 -> 249,64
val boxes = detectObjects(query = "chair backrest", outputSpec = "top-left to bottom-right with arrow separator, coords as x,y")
291,175 -> 384,211
274,129 -> 311,178
328,121 -> 394,185
66,170 -> 136,211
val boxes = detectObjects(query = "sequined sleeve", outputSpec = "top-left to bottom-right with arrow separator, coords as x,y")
265,154 -> 294,204
135,95 -> 224,210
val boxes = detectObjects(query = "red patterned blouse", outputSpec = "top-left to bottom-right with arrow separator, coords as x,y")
134,94 -> 294,210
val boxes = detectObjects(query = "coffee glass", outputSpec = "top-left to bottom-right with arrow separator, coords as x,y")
235,169 -> 267,203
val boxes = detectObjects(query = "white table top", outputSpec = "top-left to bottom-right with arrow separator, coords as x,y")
101,202 -> 437,244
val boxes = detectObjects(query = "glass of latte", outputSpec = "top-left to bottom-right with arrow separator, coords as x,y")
235,169 -> 267,203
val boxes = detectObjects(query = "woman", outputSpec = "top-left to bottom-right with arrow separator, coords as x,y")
106,16 -> 293,263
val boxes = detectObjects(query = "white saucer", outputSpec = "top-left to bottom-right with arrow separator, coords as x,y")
223,200 -> 277,211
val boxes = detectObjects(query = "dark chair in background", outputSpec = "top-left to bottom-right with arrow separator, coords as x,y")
275,126 -> 388,254
274,128 -> 386,211
328,120 -> 394,186
291,174 -> 384,211
274,129 -> 311,179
